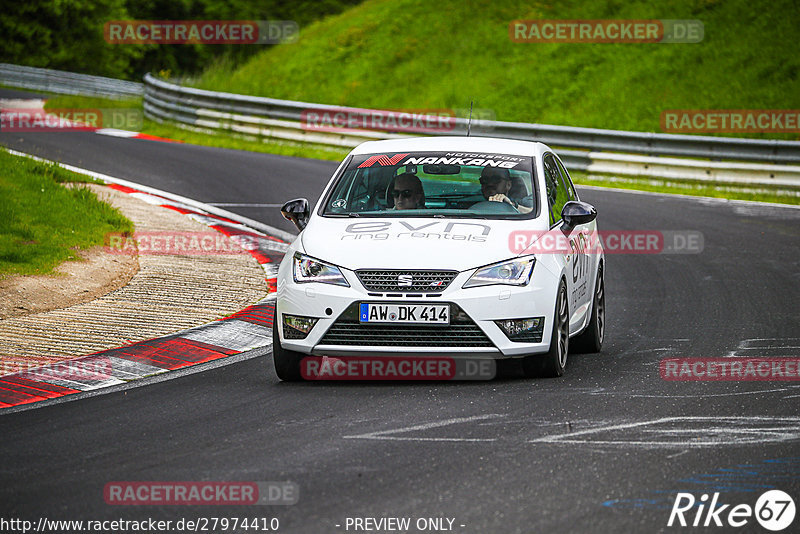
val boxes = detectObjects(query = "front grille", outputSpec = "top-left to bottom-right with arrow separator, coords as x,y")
321,324 -> 492,346
356,270 -> 457,293
506,331 -> 544,343
319,303 -> 493,347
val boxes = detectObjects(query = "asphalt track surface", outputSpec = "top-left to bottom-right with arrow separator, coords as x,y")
2,92 -> 800,533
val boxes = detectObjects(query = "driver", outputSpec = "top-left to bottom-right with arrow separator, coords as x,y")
479,168 -> 533,214
391,173 -> 425,210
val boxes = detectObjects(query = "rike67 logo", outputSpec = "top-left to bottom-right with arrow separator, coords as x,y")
668,490 -> 795,530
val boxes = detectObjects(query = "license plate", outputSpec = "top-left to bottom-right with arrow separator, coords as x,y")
359,303 -> 450,324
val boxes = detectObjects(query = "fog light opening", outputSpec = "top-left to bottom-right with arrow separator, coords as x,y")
283,314 -> 319,339
495,317 -> 545,342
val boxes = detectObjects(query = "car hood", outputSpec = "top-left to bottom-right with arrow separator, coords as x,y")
299,216 -> 547,271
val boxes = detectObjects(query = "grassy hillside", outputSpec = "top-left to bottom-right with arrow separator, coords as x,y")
192,0 -> 799,138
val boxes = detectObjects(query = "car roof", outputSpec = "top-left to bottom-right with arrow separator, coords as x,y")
350,136 -> 550,157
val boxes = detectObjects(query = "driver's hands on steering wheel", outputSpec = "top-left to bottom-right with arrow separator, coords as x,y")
488,194 -> 517,208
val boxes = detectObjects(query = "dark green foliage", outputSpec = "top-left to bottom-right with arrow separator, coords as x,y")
1,0 -> 142,78
1,0 -> 363,79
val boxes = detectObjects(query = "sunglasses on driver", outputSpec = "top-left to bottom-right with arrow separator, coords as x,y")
479,175 -> 510,186
392,189 -> 419,199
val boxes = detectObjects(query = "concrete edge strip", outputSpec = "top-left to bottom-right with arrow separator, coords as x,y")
0,149 -> 287,411
0,345 -> 273,416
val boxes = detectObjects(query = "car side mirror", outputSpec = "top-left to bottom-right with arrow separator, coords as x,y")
561,201 -> 597,230
281,198 -> 310,231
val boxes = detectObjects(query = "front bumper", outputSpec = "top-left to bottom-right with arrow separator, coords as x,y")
275,259 -> 559,359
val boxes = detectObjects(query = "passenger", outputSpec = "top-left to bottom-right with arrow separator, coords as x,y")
479,168 -> 533,214
391,173 -> 425,210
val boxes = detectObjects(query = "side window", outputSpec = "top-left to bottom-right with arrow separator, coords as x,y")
543,154 -> 570,226
329,168 -> 393,212
542,155 -> 559,225
554,157 -> 577,201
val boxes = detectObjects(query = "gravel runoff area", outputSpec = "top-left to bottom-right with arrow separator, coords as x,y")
0,184 -> 269,376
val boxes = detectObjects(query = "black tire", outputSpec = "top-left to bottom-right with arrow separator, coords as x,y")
272,313 -> 304,381
571,265 -> 605,354
522,280 -> 569,378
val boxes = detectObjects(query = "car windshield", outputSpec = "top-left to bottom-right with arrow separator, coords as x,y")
322,151 -> 536,218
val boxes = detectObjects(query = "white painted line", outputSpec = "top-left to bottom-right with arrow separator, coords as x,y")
127,192 -> 224,218
0,98 -> 46,108
665,450 -> 689,459
529,417 -> 674,442
261,263 -> 280,276
95,128 -> 139,138
741,337 -> 800,344
590,388 -> 791,398
528,416 -> 800,448
209,203 -> 285,208
343,414 -> 505,442
129,191 -> 185,207
181,319 -> 272,352
64,377 -> 128,391
725,337 -> 800,357
731,348 -> 800,352
106,356 -> 167,379
17,372 -> 86,390
21,370 -> 126,391
186,214 -> 267,235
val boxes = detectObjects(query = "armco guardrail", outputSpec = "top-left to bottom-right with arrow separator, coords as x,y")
143,73 -> 800,168
0,63 -> 143,98
2,63 -> 797,186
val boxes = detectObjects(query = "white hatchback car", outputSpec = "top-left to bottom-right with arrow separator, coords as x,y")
273,137 -> 604,380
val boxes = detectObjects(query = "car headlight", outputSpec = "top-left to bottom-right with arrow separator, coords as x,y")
463,258 -> 535,288
293,252 -> 349,286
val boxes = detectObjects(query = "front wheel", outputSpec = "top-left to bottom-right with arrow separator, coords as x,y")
571,265 -> 605,354
271,313 -> 304,381
522,280 -> 569,378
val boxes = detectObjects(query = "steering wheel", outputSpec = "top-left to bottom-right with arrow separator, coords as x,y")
469,200 -> 519,214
